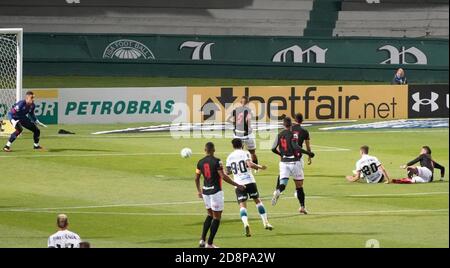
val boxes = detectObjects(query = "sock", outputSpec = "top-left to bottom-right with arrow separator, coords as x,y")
208,219 -> 221,245
277,181 -> 287,193
201,215 -> 213,241
6,141 -> 12,147
240,208 -> 249,226
256,203 -> 268,225
296,187 -> 305,207
8,130 -> 20,144
275,176 -> 280,189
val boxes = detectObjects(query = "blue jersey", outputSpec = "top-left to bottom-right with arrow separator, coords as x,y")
7,100 -> 37,122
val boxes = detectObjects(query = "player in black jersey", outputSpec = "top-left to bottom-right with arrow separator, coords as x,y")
271,117 -> 315,214
394,146 -> 446,183
195,142 -> 245,248
290,113 -> 312,213
231,96 -> 258,166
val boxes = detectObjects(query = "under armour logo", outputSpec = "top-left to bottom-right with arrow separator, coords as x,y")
179,41 -> 214,60
412,92 -> 439,112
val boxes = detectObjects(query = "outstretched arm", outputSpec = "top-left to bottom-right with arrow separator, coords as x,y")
218,170 -> 245,191
346,171 -> 361,182
379,165 -> 391,183
433,161 -> 446,179
246,159 -> 267,171
291,140 -> 315,158
401,155 -> 423,168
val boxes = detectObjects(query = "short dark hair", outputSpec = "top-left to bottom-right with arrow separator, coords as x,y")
241,96 -> 249,104
205,142 -> 215,153
56,214 -> 68,229
295,113 -> 304,123
283,117 -> 292,128
25,91 -> 34,96
232,138 -> 243,149
360,145 -> 369,154
422,146 -> 432,154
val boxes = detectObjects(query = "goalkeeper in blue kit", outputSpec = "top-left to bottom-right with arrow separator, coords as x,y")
3,91 -> 47,152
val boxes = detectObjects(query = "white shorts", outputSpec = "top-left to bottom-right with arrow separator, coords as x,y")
202,191 -> 224,211
279,159 -> 304,181
234,135 -> 256,150
412,167 -> 433,183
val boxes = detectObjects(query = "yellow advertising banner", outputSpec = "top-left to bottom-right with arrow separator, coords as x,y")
187,85 -> 408,122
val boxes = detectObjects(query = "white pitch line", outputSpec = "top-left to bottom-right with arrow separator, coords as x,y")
0,209 -> 447,217
349,192 -> 450,197
0,147 -> 349,159
1,192 -> 447,212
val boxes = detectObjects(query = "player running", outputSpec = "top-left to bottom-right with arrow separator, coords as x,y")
3,91 -> 47,152
394,146 -> 446,184
231,96 -> 259,166
195,142 -> 245,248
346,145 -> 391,183
271,117 -> 315,214
226,138 -> 273,237
48,214 -> 82,248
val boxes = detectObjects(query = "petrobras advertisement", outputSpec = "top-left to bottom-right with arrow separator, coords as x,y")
24,87 -> 187,124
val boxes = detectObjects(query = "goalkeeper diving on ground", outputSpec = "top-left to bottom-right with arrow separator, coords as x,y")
3,91 -> 47,152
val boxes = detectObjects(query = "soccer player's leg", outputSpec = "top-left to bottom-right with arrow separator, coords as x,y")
249,183 -> 273,230
21,119 -> 42,149
4,121 -> 23,152
246,138 -> 258,165
293,160 -> 308,214
199,194 -> 213,248
206,191 -> 224,248
236,186 -> 251,237
272,162 -> 290,206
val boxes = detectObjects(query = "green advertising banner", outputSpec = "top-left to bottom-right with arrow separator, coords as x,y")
24,34 -> 449,82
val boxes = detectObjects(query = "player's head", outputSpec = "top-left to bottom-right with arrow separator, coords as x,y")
25,91 -> 35,105
360,145 -> 369,155
231,138 -> 243,150
295,113 -> 304,124
421,146 -> 432,155
56,214 -> 69,230
396,68 -> 405,78
240,96 -> 249,106
205,142 -> 215,155
283,116 -> 292,129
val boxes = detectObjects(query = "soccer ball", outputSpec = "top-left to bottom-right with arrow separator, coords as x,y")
180,148 -> 193,159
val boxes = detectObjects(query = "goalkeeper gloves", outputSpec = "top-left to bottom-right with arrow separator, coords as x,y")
10,119 -> 19,128
35,120 -> 48,128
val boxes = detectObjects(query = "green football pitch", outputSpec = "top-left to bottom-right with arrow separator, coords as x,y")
0,123 -> 448,248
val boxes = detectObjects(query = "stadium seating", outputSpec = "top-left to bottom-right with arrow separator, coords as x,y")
0,0 -> 314,36
334,0 -> 449,38
0,0 -> 448,38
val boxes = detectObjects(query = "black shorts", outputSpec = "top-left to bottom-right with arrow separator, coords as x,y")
235,183 -> 259,203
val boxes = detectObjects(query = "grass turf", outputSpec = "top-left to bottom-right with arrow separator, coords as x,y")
0,123 -> 448,248
23,76 -> 387,88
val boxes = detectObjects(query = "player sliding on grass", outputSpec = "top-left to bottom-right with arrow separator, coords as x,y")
3,91 -> 47,152
393,146 -> 446,184
271,117 -> 315,214
195,142 -> 246,248
346,145 -> 391,184
226,138 -> 273,237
